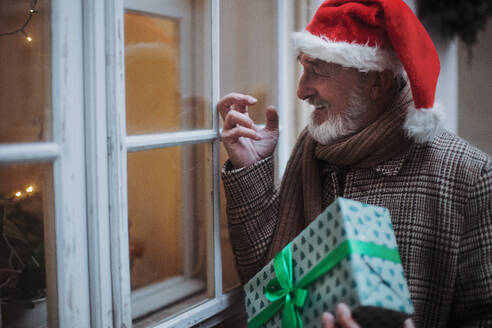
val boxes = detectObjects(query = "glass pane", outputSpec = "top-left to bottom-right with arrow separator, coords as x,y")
0,162 -> 53,328
220,0 -> 278,125
219,0 -> 278,292
128,144 -> 212,319
124,0 -> 212,135
0,0 -> 52,143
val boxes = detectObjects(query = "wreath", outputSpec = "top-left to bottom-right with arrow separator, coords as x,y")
418,0 -> 492,52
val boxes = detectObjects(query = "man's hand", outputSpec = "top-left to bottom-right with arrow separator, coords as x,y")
321,303 -> 415,328
217,93 -> 279,169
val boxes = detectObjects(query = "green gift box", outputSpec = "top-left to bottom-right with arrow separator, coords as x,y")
244,197 -> 414,328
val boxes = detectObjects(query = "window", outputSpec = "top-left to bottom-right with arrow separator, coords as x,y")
123,0 -> 214,320
219,0 -> 279,293
0,163 -> 53,327
0,0 -> 304,327
1,1 -> 91,327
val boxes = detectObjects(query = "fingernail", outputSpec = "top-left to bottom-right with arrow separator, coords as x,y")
337,303 -> 350,318
322,312 -> 334,321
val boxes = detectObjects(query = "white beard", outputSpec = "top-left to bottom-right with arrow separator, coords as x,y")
307,114 -> 345,145
307,85 -> 367,145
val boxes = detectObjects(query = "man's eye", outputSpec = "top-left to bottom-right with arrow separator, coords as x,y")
313,68 -> 330,77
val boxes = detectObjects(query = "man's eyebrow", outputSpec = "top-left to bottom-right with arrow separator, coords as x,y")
297,55 -> 340,75
297,55 -> 322,66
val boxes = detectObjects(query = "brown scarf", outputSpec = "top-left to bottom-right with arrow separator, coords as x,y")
267,88 -> 413,260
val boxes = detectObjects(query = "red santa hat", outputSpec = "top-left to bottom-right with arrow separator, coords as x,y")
293,0 -> 444,142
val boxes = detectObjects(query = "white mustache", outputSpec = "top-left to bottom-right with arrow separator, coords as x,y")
306,97 -> 331,109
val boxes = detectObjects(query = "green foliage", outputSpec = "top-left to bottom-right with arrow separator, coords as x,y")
418,0 -> 492,47
0,193 -> 46,302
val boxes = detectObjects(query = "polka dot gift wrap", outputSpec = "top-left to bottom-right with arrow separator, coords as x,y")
244,197 -> 414,328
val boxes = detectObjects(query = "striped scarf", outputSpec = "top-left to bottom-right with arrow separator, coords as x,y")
267,88 -> 413,260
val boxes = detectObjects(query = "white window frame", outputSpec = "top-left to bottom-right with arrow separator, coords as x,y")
0,1 -> 91,327
0,0 -> 299,327
122,0 -> 211,319
103,0 -> 226,326
102,1 -> 297,327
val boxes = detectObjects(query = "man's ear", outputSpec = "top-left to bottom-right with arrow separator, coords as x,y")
368,70 -> 393,100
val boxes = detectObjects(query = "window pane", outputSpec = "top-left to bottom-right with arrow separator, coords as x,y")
0,0 -> 52,143
219,0 -> 278,292
124,0 -> 212,135
0,162 -> 53,327
220,0 -> 278,125
127,144 -> 212,319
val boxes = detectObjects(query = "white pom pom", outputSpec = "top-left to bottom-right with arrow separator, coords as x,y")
404,103 -> 445,143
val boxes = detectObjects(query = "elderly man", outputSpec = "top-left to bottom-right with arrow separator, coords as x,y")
218,0 -> 492,327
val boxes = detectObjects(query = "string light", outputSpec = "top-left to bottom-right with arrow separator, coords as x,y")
11,185 -> 35,199
0,0 -> 39,43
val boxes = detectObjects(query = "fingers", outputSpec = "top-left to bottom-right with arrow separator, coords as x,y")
223,109 -> 257,131
217,93 -> 257,120
325,304 -> 409,328
337,304 -> 360,328
265,106 -> 279,132
221,125 -> 261,143
322,312 -> 335,328
403,318 -> 415,328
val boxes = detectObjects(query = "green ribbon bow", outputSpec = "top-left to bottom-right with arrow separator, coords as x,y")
247,240 -> 401,328
264,245 -> 308,328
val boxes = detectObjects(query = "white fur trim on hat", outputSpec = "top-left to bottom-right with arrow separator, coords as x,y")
404,102 -> 445,143
292,31 -> 402,73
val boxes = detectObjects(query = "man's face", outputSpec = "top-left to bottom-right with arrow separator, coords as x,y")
297,54 -> 371,144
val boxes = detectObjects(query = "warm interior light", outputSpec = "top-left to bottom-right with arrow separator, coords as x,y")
26,186 -> 34,193
15,191 -> 22,197
26,36 -> 33,42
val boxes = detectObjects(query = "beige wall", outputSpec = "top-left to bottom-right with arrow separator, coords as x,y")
458,20 -> 492,155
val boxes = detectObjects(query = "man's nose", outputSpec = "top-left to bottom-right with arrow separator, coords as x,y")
297,74 -> 315,100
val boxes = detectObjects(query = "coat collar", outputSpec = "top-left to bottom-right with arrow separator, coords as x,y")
372,154 -> 407,176
372,143 -> 413,176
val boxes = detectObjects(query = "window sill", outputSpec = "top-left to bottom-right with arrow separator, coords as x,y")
132,276 -> 206,319
134,287 -> 245,328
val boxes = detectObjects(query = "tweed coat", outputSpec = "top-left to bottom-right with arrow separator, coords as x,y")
222,131 -> 492,327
